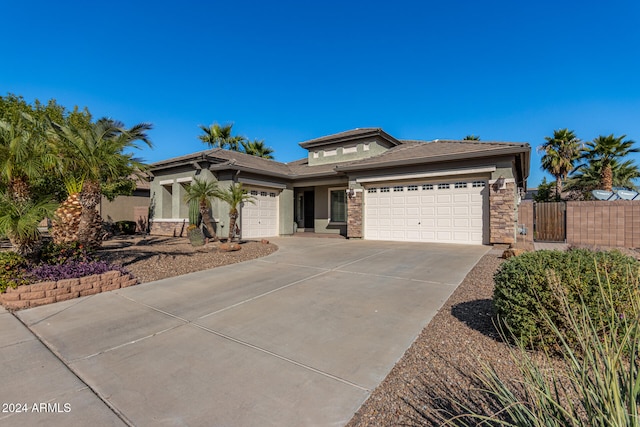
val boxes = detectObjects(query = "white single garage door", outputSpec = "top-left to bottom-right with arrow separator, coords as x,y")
364,180 -> 486,244
241,188 -> 279,239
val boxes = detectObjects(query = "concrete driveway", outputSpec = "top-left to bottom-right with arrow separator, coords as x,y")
2,238 -> 488,426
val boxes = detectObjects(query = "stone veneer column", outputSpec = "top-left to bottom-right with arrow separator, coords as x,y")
347,190 -> 363,239
489,180 -> 516,245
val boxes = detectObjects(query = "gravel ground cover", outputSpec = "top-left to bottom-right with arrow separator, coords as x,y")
96,235 -> 278,284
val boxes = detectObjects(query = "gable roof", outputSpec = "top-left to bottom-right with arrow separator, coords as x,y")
299,128 -> 401,149
150,132 -> 530,183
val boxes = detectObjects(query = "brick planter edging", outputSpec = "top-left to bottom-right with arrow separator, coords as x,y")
0,271 -> 138,311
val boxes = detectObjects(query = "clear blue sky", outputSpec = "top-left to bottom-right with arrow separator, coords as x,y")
2,0 -> 640,187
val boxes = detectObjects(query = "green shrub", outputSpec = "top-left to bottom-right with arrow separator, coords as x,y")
443,261 -> 640,426
493,249 -> 640,350
187,225 -> 205,247
115,220 -> 137,235
0,252 -> 30,292
39,241 -> 95,265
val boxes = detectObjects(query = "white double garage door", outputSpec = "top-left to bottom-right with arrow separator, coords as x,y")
240,188 -> 279,239
364,179 -> 488,244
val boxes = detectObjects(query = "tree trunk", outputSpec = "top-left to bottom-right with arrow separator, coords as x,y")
228,209 -> 239,242
601,165 -> 613,192
77,180 -> 103,249
8,177 -> 30,203
200,201 -> 218,241
555,176 -> 563,200
51,192 -> 82,244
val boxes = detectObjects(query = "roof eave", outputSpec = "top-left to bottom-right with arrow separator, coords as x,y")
299,128 -> 401,149
335,145 -> 531,172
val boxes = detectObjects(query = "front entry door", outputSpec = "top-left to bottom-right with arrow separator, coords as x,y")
303,190 -> 314,229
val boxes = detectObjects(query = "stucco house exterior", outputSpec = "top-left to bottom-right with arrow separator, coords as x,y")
148,128 -> 530,245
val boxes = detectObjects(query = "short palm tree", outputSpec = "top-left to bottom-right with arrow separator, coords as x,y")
240,139 -> 275,159
463,135 -> 480,141
184,177 -> 219,240
215,183 -> 255,241
567,158 -> 640,197
50,118 -> 153,248
198,123 -> 245,151
538,129 -> 582,199
0,192 -> 57,257
577,134 -> 639,191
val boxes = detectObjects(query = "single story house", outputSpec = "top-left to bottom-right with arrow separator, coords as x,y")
148,128 -> 530,245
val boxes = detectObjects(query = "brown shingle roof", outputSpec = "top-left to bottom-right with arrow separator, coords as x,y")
298,128 -> 401,149
335,139 -> 530,171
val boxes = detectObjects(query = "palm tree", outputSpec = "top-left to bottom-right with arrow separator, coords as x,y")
538,129 -> 582,199
0,113 -> 55,203
0,112 -> 57,254
214,183 -> 255,241
198,123 -> 245,151
0,192 -> 57,257
240,139 -> 275,159
50,118 -> 153,248
184,177 -> 219,240
577,134 -> 639,191
567,158 -> 640,197
463,135 -> 480,141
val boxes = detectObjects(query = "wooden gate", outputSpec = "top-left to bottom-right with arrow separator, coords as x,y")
534,202 -> 566,242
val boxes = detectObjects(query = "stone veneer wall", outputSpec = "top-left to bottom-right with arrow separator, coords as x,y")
0,271 -> 137,311
347,190 -> 363,239
149,220 -> 189,237
489,181 -> 517,245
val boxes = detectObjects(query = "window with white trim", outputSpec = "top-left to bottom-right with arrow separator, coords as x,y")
367,188 -> 377,193
407,185 -> 418,191
380,187 -> 390,193
472,181 -> 486,188
329,188 -> 347,223
438,183 -> 450,190
454,182 -> 467,189
422,184 -> 434,190
260,191 -> 267,197
393,186 -> 404,192
250,190 -> 258,196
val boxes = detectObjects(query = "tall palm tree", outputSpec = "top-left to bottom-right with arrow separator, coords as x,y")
214,183 -> 255,241
240,139 -> 275,159
538,129 -> 582,199
577,134 -> 639,191
184,177 -> 219,240
50,118 -> 153,248
198,123 -> 245,151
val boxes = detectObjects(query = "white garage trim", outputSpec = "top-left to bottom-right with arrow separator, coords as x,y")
364,179 -> 488,244
356,166 -> 496,184
238,177 -> 287,189
241,187 -> 280,239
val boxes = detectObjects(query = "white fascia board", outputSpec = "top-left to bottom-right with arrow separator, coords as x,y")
355,166 -> 496,184
176,177 -> 193,183
158,179 -> 174,186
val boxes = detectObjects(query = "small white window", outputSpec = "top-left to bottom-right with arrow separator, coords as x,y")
454,182 -> 467,189
367,188 -> 377,193
380,187 -> 390,193
313,152 -> 319,159
422,184 -> 434,190
250,190 -> 258,196
269,192 -> 276,197
260,191 -> 267,197
472,181 -> 486,188
438,183 -> 450,190
363,143 -> 370,151
393,186 -> 404,192
324,149 -> 337,157
407,185 -> 418,191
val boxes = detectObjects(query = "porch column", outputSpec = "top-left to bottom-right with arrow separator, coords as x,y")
489,179 -> 517,244
347,189 -> 363,239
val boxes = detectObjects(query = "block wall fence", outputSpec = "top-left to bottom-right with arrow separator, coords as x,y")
517,200 -> 640,248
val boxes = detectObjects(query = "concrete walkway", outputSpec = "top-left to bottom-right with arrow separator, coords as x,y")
1,238 -> 489,426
